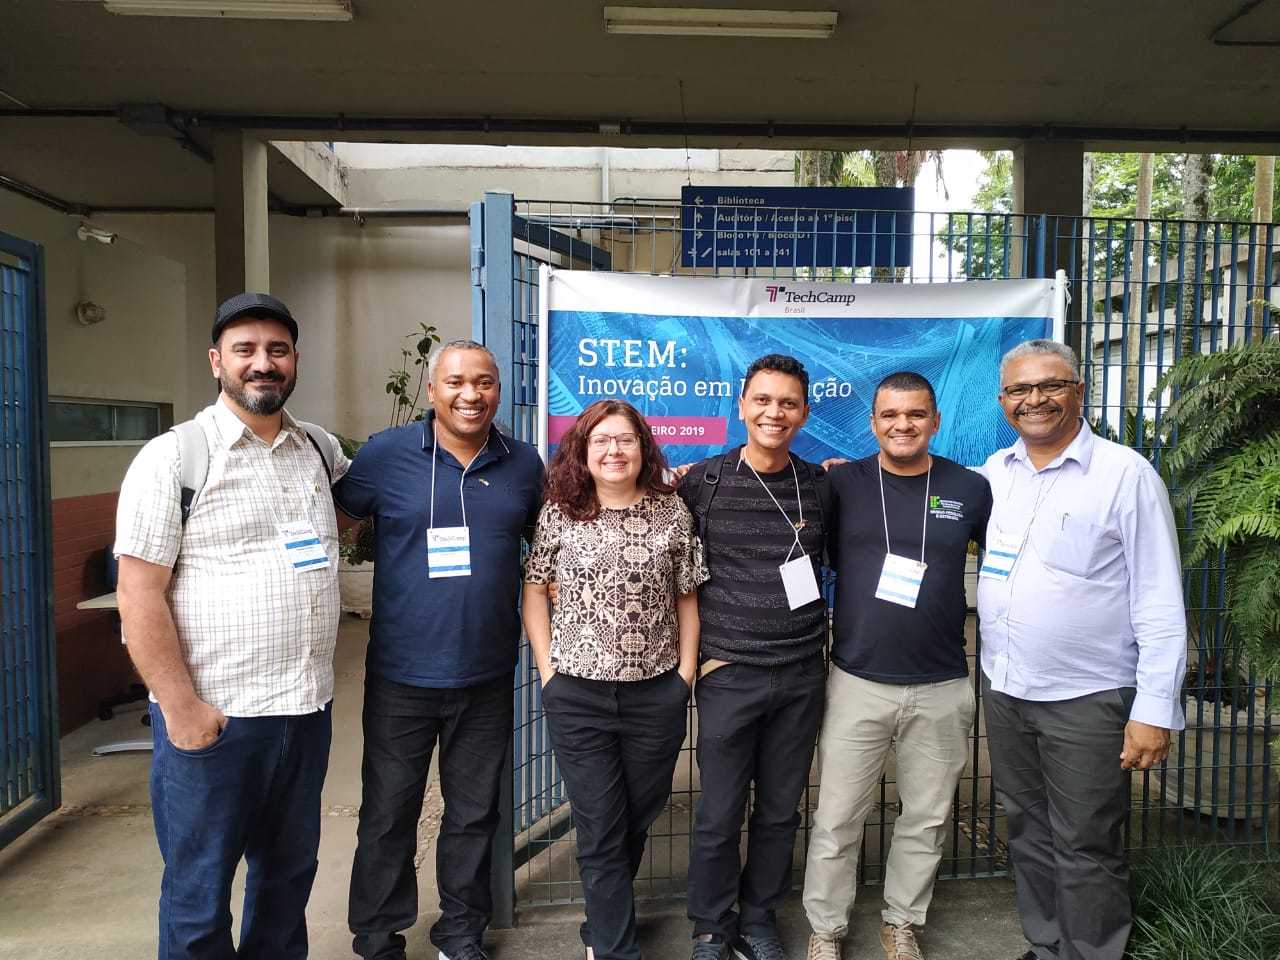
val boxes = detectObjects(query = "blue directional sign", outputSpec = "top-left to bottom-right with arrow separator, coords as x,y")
679,186 -> 914,270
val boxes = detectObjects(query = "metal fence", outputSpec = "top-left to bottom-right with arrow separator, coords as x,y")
471,192 -> 1279,908
0,230 -> 57,850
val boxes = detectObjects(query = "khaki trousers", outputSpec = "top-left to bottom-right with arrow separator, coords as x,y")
802,668 -> 974,934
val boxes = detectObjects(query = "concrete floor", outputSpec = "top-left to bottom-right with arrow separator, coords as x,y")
0,616 -> 1029,960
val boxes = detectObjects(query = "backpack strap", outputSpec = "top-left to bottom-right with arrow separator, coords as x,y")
171,418 -> 335,526
798,459 -> 831,533
692,452 -> 727,544
171,420 -> 208,526
796,458 -> 832,567
296,420 -> 335,484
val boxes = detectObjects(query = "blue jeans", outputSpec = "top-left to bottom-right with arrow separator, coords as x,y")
149,701 -> 333,960
687,654 -> 827,942
542,669 -> 690,960
349,673 -> 512,960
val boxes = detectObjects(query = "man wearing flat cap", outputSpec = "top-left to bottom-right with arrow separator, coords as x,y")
115,291 -> 349,960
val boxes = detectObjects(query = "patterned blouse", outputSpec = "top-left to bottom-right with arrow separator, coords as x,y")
523,493 -> 709,681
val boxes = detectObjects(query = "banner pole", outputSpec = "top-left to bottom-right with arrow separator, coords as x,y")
1053,269 -> 1069,342
537,264 -> 551,463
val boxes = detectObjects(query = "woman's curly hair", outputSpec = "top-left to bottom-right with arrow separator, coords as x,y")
544,399 -> 674,520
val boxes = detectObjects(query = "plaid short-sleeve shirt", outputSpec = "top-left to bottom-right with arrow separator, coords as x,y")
115,398 -> 349,716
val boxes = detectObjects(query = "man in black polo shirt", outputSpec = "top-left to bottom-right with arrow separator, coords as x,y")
801,371 -> 991,960
680,354 -> 830,960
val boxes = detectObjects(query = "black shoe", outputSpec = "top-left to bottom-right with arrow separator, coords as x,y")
733,934 -> 786,960
691,935 -> 732,960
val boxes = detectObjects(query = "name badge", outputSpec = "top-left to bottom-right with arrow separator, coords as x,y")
874,552 -> 927,608
278,521 -> 330,572
428,526 -> 472,579
979,531 -> 1024,581
779,554 -> 821,610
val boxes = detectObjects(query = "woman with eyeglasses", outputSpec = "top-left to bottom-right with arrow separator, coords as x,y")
522,398 -> 708,960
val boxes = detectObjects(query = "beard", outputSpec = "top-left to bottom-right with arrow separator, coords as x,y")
220,370 -> 295,415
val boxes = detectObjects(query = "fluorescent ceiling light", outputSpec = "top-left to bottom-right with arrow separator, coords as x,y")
604,6 -> 836,39
103,0 -> 353,20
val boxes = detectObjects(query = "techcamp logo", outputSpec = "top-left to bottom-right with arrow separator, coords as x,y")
764,285 -> 857,307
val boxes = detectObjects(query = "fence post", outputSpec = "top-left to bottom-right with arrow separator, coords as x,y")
479,190 -> 517,435
470,192 -> 519,927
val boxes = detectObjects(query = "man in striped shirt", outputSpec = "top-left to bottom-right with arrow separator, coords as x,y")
679,354 -> 830,960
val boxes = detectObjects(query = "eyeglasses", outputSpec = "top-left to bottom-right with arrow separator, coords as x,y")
1002,379 -> 1079,400
587,432 -> 640,450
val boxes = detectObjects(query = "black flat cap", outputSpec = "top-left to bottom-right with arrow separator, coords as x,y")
212,292 -> 299,345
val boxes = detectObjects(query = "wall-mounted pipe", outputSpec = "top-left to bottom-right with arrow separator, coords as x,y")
4,107 -> 1276,149
337,207 -> 468,219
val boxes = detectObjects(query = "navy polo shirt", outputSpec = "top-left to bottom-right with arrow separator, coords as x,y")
334,414 -> 544,688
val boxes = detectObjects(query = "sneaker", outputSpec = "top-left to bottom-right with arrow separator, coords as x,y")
691,934 -> 732,960
806,932 -> 842,960
438,945 -> 490,960
879,922 -> 924,960
733,934 -> 786,960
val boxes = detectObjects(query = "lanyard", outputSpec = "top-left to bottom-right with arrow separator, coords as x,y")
428,426 -> 487,530
742,452 -> 806,561
878,456 -> 931,563
1004,457 -> 1063,534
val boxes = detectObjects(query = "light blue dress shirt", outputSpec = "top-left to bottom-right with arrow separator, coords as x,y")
977,420 -> 1187,730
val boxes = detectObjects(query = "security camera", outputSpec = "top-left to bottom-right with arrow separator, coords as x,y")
76,224 -> 117,245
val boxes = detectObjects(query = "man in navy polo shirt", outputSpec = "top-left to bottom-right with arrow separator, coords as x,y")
337,339 -> 543,960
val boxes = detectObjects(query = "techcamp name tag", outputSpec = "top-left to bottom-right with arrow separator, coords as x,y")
278,521 -> 330,572
979,531 -> 1024,581
428,526 -> 472,579
874,552 -> 927,608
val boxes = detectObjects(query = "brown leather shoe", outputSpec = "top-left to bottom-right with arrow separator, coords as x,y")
880,921 -> 924,960
805,932 -> 842,960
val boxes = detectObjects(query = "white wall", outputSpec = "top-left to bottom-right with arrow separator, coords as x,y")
86,212 -> 472,444
269,215 -> 473,440
2,193 -> 187,499
338,146 -> 794,207
10,144 -> 798,492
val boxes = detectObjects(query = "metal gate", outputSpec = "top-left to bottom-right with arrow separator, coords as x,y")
0,229 -> 58,850
471,191 -> 1279,909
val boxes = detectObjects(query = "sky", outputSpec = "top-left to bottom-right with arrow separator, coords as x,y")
911,149 -> 990,279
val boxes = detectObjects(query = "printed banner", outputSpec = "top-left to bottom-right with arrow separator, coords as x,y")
541,271 -> 1062,467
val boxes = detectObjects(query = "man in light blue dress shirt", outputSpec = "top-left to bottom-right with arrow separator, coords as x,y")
977,339 -> 1186,960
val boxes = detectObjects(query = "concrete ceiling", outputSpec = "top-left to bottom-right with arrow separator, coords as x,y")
2,0 -> 1279,213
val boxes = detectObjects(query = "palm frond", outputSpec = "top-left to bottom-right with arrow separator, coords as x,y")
1157,335 -> 1280,684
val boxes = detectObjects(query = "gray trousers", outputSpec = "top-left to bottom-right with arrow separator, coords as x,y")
981,676 -> 1134,960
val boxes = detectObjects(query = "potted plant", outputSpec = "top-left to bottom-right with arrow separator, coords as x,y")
337,322 -> 440,614
1152,311 -> 1280,820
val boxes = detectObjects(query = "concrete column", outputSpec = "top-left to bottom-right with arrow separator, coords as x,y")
213,129 -> 270,301
1013,141 -> 1085,217
1013,140 -> 1085,348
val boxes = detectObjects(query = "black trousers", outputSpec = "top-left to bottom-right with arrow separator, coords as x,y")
542,669 -> 691,960
348,673 -> 512,960
982,676 -> 1135,960
687,654 -> 828,942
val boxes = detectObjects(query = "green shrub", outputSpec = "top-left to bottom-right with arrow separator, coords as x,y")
1127,844 -> 1280,960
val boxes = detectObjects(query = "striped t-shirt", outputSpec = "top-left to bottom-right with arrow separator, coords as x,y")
679,448 -> 827,665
